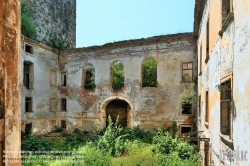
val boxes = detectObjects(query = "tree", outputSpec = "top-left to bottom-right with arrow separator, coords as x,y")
142,58 -> 157,87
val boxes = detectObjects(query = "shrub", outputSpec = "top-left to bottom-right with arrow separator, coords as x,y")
48,35 -> 70,51
112,62 -> 124,91
142,58 -> 157,87
96,116 -> 127,157
21,3 -> 36,39
21,135 -> 52,151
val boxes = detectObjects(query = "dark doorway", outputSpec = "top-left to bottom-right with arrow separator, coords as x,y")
106,100 -> 129,127
181,126 -> 192,133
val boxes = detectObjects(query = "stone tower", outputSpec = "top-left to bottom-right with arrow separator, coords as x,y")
23,0 -> 76,48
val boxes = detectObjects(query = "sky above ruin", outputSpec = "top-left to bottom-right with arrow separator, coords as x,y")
76,0 -> 195,48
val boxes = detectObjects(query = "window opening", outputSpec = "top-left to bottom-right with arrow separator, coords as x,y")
84,64 -> 96,89
61,72 -> 66,86
112,61 -> 124,91
142,58 -> 157,87
25,123 -> 32,134
25,97 -> 32,112
23,62 -> 32,89
61,98 -> 66,111
25,44 -> 33,54
181,126 -> 192,134
61,120 -> 66,129
182,62 -> 193,82
182,102 -> 192,114
205,91 -> 209,122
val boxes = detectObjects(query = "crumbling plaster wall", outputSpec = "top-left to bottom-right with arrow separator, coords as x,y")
22,0 -> 76,48
60,33 -> 197,131
21,37 -> 60,135
197,0 -> 250,165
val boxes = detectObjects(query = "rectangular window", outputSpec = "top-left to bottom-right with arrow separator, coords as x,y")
205,91 -> 209,122
61,98 -> 67,111
204,142 -> 210,166
61,120 -> 66,129
205,18 -> 209,63
50,69 -> 56,86
61,72 -> 66,86
24,44 -> 33,54
180,126 -> 192,134
182,102 -> 192,114
222,0 -> 232,24
198,95 -> 201,118
50,98 -> 57,111
220,79 -> 232,139
25,123 -> 32,134
25,97 -> 32,112
23,62 -> 32,89
182,62 -> 193,82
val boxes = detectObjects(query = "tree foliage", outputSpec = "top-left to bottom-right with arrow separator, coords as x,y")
49,35 -> 70,51
84,66 -> 96,89
179,83 -> 197,104
112,62 -> 124,91
142,58 -> 157,87
21,3 -> 36,39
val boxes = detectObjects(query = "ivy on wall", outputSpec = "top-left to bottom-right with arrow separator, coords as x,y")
21,3 -> 36,39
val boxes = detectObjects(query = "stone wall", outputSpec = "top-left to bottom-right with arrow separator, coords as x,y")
22,0 -> 76,48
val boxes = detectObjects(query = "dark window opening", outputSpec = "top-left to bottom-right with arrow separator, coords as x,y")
61,98 -> 66,111
61,120 -> 66,129
142,58 -> 157,87
222,0 -> 231,24
205,91 -> 209,122
61,72 -> 66,86
25,44 -> 33,54
199,44 -> 202,74
25,97 -> 32,112
220,79 -> 231,137
198,95 -> 201,118
182,62 -> 193,82
206,19 -> 209,62
23,62 -> 32,89
181,126 -> 192,134
25,123 -> 32,134
182,102 -> 192,114
204,142 -> 210,166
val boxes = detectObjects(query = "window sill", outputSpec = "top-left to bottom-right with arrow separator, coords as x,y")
219,13 -> 234,36
220,133 -> 234,149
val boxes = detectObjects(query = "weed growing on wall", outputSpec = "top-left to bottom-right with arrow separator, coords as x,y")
49,35 -> 70,51
179,83 -> 198,104
21,3 -> 36,39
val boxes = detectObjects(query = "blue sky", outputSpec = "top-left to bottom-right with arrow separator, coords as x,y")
76,0 -> 195,48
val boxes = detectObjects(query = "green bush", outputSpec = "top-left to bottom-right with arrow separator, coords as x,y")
96,116 -> 127,157
112,62 -> 124,91
142,58 -> 157,87
21,3 -> 36,39
21,135 -> 52,151
48,35 -> 70,51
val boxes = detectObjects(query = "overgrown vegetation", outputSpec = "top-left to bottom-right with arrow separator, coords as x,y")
48,35 -> 70,51
21,119 -> 201,165
216,83 -> 230,92
21,3 -> 36,39
84,66 -> 96,89
142,58 -> 157,87
112,61 -> 124,91
179,83 -> 198,104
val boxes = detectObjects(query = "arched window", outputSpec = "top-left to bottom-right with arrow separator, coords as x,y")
142,58 -> 157,87
84,64 -> 96,89
111,61 -> 124,91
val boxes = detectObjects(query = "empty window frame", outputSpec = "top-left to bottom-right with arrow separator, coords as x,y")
61,120 -> 66,129
111,61 -> 124,91
205,91 -> 209,123
61,98 -> 67,111
84,64 -> 96,89
220,79 -> 232,138
25,123 -> 32,134
222,0 -> 232,24
198,95 -> 201,118
25,97 -> 32,112
205,18 -> 209,62
24,43 -> 33,54
61,72 -> 67,86
142,58 -> 157,87
182,62 -> 193,82
182,102 -> 192,114
180,126 -> 192,134
23,61 -> 33,89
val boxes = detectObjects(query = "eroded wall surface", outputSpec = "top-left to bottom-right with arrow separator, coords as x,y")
0,0 -> 21,165
197,0 -> 250,165
22,0 -> 76,48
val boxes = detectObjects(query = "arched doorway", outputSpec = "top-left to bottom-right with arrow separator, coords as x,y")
106,99 -> 129,127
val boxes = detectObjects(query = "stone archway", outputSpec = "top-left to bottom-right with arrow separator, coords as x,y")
106,99 -> 130,127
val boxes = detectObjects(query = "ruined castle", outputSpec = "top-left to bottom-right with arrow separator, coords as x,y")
0,0 -> 250,165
